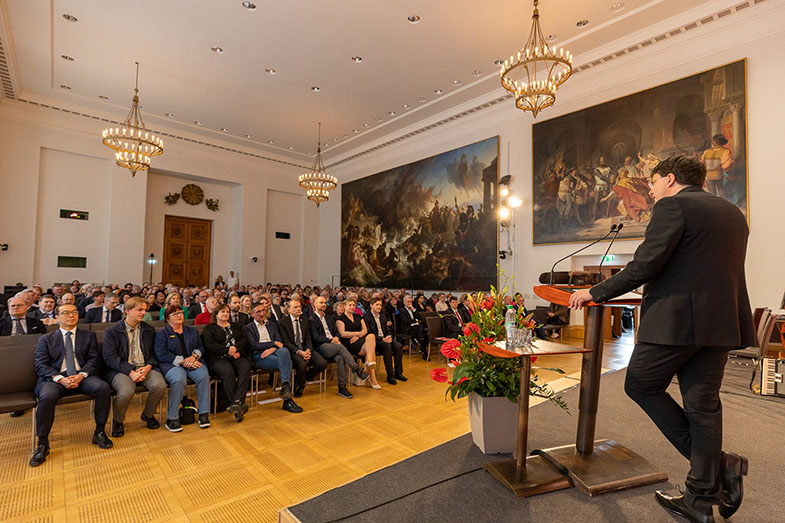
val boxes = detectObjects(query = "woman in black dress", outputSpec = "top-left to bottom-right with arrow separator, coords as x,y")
336,298 -> 380,389
202,304 -> 251,421
414,294 -> 428,313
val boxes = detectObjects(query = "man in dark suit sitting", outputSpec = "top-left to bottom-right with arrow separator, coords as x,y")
228,295 -> 251,326
400,294 -> 426,359
30,303 -> 113,467
0,297 -> 46,336
278,299 -> 327,398
30,294 -> 58,325
187,290 -> 210,319
442,296 -> 465,339
84,293 -> 122,324
311,296 -> 368,398
570,156 -> 753,523
101,297 -> 166,437
364,297 -> 406,385
243,299 -> 302,413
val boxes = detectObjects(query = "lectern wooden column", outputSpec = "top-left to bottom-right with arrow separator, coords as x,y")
531,285 -> 667,496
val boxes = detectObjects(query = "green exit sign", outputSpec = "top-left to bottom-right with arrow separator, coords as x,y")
603,254 -> 615,262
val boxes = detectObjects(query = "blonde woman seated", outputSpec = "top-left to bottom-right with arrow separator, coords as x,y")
335,298 -> 380,389
158,292 -> 189,320
239,295 -> 253,316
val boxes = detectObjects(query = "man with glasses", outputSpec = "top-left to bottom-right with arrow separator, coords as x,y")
30,304 -> 113,467
188,290 -> 210,318
570,156 -> 753,522
1,297 -> 46,336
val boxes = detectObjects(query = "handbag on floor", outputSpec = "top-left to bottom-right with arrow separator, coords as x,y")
179,396 -> 198,425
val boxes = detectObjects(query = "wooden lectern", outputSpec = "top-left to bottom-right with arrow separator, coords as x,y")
530,285 -> 668,496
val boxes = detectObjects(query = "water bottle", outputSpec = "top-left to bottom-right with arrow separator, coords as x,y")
505,306 -> 516,349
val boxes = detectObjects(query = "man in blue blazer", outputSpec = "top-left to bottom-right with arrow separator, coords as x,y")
243,299 -> 302,413
84,293 -> 122,324
30,303 -> 113,467
102,297 -> 166,437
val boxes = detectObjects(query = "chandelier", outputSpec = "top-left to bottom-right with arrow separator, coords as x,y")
500,0 -> 573,117
102,62 -> 163,176
299,123 -> 337,207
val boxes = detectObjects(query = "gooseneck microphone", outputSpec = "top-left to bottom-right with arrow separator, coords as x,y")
548,224 -> 618,285
598,223 -> 624,281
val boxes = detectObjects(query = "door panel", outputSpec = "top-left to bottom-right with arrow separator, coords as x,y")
163,216 -> 212,287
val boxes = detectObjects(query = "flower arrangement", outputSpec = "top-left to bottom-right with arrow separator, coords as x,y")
430,285 -> 568,411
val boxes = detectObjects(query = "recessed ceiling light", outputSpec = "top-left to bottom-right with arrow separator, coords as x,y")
265,68 -> 276,75
418,96 -> 426,102
324,143 -> 329,148
242,1 -> 257,10
333,138 -> 339,142
545,34 -> 558,42
494,59 -> 504,66
402,104 -> 410,109
471,70 -> 482,77
388,111 -> 396,116
576,19 -> 590,27
244,134 -> 252,138
62,14 -> 78,22
434,89 -> 443,94
288,146 -> 295,150
267,140 -> 274,144
364,123 -> 370,127
408,15 -> 421,24
194,121 -> 202,126
452,80 -> 461,85
220,128 -> 228,132
211,46 -> 224,54
351,56 -> 363,63
61,55 -> 74,61
311,86 -> 320,92
99,95 -> 110,100
352,129 -> 360,133
165,112 -> 174,118
60,84 -> 71,90
610,2 -> 625,12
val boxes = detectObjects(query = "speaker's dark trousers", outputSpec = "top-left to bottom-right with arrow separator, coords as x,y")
35,376 -> 111,440
624,342 -> 729,511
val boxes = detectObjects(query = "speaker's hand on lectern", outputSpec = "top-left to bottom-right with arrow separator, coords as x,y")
569,289 -> 594,310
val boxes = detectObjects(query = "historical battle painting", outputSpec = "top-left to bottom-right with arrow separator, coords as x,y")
532,59 -> 747,245
341,136 -> 499,290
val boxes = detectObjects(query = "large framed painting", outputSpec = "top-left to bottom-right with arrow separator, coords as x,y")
532,59 -> 747,245
341,136 -> 499,290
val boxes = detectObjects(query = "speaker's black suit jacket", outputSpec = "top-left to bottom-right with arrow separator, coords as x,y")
0,315 -> 46,336
590,186 -> 754,347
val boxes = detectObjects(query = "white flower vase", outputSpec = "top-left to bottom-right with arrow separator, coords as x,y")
467,391 -> 519,454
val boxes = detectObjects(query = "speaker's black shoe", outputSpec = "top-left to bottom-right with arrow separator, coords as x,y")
92,431 -> 114,449
10,410 -> 25,417
282,398 -> 303,413
394,373 -> 408,382
654,491 -> 714,523
140,413 -> 160,429
719,452 -> 748,518
29,444 -> 49,467
111,421 -> 124,438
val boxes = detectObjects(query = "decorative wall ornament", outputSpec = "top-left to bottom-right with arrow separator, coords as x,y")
164,192 -> 180,205
205,198 -> 220,212
181,184 -> 204,205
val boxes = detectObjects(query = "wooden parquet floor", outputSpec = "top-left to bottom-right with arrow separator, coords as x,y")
0,334 -> 634,522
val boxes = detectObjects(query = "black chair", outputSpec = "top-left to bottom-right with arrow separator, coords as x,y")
0,342 -> 38,450
425,316 -> 451,361
392,314 -> 413,355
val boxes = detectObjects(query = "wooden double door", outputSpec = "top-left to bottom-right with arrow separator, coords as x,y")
162,216 -> 212,287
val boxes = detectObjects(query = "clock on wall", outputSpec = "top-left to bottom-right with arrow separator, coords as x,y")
181,184 -> 204,205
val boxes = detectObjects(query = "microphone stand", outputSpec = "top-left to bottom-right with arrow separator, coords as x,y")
597,224 -> 624,281
549,224 -> 618,285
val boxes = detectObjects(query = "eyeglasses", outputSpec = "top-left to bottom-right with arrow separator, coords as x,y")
59,310 -> 78,316
648,175 -> 667,190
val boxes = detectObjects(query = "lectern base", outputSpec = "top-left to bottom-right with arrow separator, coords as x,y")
533,439 -> 668,496
483,455 -> 572,498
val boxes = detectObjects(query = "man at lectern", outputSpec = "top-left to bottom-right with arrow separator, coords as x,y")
569,156 -> 753,523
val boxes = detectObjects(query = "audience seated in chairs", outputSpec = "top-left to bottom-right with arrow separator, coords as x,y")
442,295 -> 466,339
30,303 -> 113,467
278,299 -> 328,397
194,297 -> 218,325
243,298 -> 302,413
545,303 -> 569,338
101,296 -> 166,437
310,296 -> 369,399
154,305 -> 211,432
336,298 -> 381,389
202,303 -> 251,422
1,297 -> 46,336
227,295 -> 251,326
364,297 -> 406,385
400,294 -> 427,359
187,290 -> 209,318
30,294 -> 58,325
239,295 -> 253,316
514,293 -> 547,339
159,291 -> 189,321
85,293 -> 122,323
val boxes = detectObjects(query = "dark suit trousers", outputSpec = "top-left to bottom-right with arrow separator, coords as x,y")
376,338 -> 403,376
624,343 -> 729,511
210,356 -> 251,405
36,376 -> 111,440
291,350 -> 327,388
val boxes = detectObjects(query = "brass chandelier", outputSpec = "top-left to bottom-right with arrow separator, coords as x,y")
102,62 -> 163,176
500,0 -> 573,117
299,123 -> 337,207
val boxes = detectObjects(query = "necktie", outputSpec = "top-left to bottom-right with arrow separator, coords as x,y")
375,314 -> 383,336
232,313 -> 238,323
12,318 -> 23,336
105,310 -> 110,323
320,315 -> 332,338
65,331 -> 77,376
455,309 -> 463,326
294,318 -> 302,348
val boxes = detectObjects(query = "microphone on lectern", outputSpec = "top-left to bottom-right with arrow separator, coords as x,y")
598,223 -> 624,281
548,224 -> 618,285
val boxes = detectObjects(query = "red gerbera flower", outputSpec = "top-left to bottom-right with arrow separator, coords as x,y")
430,368 -> 449,383
440,339 -> 462,360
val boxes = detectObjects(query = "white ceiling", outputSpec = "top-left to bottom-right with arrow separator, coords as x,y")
0,0 -> 746,166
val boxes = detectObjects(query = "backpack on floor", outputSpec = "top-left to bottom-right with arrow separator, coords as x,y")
179,396 -> 198,425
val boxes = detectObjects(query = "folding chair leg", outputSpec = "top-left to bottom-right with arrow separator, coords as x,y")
31,406 -> 37,452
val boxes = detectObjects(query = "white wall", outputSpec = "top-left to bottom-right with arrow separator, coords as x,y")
320,3 -> 785,311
